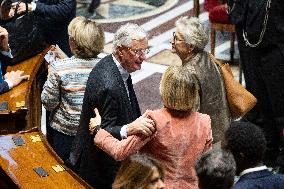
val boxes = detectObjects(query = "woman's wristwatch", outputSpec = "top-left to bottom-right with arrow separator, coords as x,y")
90,124 -> 101,138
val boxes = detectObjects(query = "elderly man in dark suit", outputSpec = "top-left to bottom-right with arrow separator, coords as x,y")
69,23 -> 155,189
0,26 -> 28,94
224,122 -> 284,189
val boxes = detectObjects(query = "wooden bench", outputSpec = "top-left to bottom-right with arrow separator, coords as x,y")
0,48 -> 50,134
0,130 -> 92,188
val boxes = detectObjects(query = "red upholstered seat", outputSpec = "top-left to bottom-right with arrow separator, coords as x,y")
204,0 -> 221,11
209,4 -> 230,24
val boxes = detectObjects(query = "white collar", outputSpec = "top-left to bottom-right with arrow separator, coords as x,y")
239,165 -> 268,177
112,54 -> 129,82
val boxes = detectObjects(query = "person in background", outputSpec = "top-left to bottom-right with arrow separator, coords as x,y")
41,16 -> 104,161
223,121 -> 284,189
0,26 -> 29,94
195,148 -> 236,189
14,0 -> 76,56
113,154 -> 165,189
172,16 -> 231,145
89,65 -> 212,189
88,0 -> 100,14
69,23 -> 155,189
228,0 -> 284,172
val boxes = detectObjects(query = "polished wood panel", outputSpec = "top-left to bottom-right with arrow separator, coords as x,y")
0,48 -> 50,133
0,131 -> 92,189
194,0 -> 200,17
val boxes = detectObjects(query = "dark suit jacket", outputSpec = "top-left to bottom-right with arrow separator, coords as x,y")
228,0 -> 284,46
232,170 -> 284,189
0,81 -> 9,94
69,55 -> 141,189
0,53 -> 12,94
35,0 -> 76,56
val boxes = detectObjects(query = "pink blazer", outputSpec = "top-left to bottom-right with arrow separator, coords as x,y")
94,108 -> 212,189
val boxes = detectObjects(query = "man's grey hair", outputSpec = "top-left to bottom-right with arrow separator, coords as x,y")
195,149 -> 236,189
113,23 -> 147,51
175,17 -> 208,50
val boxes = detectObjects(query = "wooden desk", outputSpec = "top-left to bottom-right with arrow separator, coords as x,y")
0,48 -> 49,134
0,131 -> 92,189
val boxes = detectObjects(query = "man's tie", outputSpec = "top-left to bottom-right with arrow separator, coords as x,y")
127,75 -> 141,118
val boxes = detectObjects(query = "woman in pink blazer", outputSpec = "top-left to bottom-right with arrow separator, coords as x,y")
90,66 -> 213,189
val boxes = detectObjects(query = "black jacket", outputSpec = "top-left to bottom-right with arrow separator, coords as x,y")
0,53 -> 12,94
232,170 -> 284,189
35,0 -> 76,56
69,55 -> 141,189
0,81 -> 9,94
228,0 -> 284,47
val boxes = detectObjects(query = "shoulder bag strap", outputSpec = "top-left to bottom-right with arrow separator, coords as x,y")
209,53 -> 223,68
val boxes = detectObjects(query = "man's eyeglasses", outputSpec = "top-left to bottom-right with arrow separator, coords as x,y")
124,47 -> 150,56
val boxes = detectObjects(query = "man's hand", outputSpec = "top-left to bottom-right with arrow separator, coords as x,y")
4,70 -> 29,88
89,108 -> 101,135
126,112 -> 156,137
11,2 -> 32,14
0,26 -> 9,52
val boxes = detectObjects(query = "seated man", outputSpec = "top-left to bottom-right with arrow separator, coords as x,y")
195,149 -> 236,189
224,121 -> 284,189
0,26 -> 29,94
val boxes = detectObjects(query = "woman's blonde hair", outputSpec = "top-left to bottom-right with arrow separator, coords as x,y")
112,154 -> 164,189
160,66 -> 199,111
68,16 -> 105,58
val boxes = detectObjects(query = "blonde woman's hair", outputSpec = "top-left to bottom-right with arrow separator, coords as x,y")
113,23 -> 147,51
175,17 -> 208,50
68,16 -> 105,58
160,66 -> 199,111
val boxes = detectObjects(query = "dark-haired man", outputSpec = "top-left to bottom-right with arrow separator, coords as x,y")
224,121 -> 284,189
195,149 -> 236,189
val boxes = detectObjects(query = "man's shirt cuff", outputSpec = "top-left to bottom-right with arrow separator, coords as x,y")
1,49 -> 13,58
5,79 -> 13,89
31,2 -> 36,11
120,125 -> 128,139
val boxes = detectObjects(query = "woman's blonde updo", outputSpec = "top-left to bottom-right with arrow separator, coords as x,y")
68,16 -> 105,59
160,66 -> 199,111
